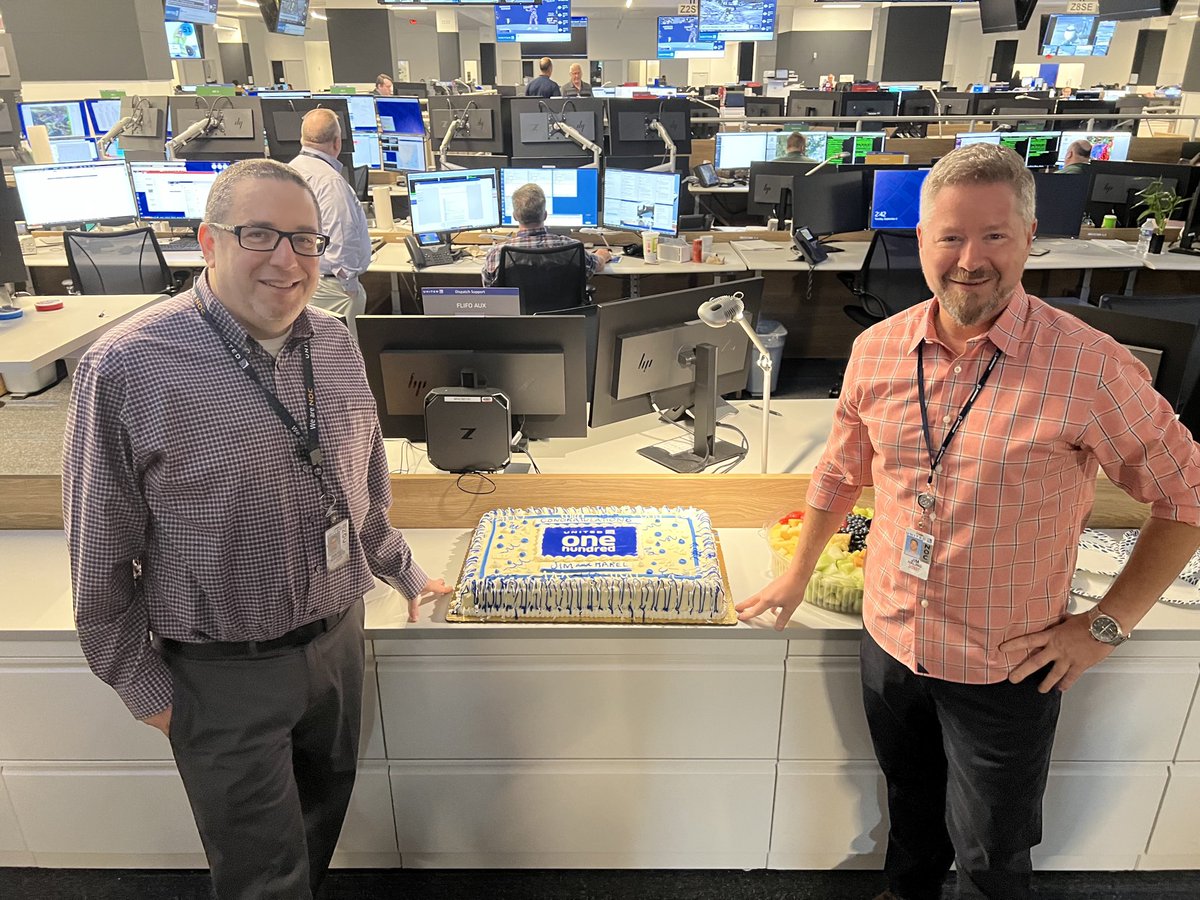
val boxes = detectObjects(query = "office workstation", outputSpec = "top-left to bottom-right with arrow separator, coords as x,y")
3,1 -> 1200,892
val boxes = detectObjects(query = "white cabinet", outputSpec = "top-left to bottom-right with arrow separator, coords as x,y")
1035,762 -> 1168,870
390,759 -> 776,869
1143,762 -> 1200,868
0,771 -> 32,866
778,658 -> 874,761
0,660 -> 173,761
1052,660 -> 1198,762
377,648 -> 784,760
332,762 -> 401,868
360,647 -> 385,760
770,761 -> 888,870
1174,680 -> 1200,762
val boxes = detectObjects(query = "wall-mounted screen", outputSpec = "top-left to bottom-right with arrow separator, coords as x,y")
164,1 -> 219,25
495,1 -> 572,42
257,0 -> 309,37
165,21 -> 204,59
520,23 -> 588,59
697,0 -> 777,42
657,16 -> 726,59
1040,15 -> 1116,57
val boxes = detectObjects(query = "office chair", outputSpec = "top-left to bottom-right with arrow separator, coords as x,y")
496,241 -> 593,314
64,227 -> 188,296
678,212 -> 715,232
351,164 -> 370,202
838,230 -> 929,329
1097,293 -> 1200,413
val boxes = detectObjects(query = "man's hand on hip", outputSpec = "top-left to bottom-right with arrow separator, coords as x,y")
1000,613 -> 1114,693
141,706 -> 172,737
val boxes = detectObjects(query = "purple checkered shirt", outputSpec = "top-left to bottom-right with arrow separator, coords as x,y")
63,272 -> 429,719
482,227 -> 604,286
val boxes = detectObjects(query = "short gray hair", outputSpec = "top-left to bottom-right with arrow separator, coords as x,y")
919,143 -> 1035,226
1068,139 -> 1093,160
204,158 -> 321,230
511,183 -> 547,227
301,107 -> 340,146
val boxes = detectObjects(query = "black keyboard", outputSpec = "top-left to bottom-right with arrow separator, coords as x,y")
160,237 -> 201,252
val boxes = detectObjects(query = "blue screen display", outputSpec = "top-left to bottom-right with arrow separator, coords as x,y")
375,98 -> 425,136
500,167 -> 599,227
697,0 -> 777,42
870,169 -> 929,230
129,160 -> 230,221
657,16 -> 725,59
495,0 -> 572,42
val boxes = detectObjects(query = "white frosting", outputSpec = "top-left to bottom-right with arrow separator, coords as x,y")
452,506 -> 726,623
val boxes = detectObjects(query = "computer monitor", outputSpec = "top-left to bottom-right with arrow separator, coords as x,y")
374,97 -> 424,136
0,92 -> 21,151
390,82 -> 429,99
605,98 -> 693,157
428,95 -> 506,155
357,314 -> 589,442
129,160 -> 227,225
0,160 -> 29,285
1032,171 -> 1088,238
601,167 -> 680,236
508,97 -> 604,161
789,168 -> 871,235
821,131 -> 887,165
841,92 -> 899,119
786,90 -> 840,120
974,96 -> 1054,130
44,138 -> 100,163
744,97 -> 784,119
954,130 -> 1062,168
591,278 -> 765,471
407,168 -> 501,234
12,160 -> 138,228
313,93 -> 378,132
380,133 -> 426,173
715,132 -> 771,170
18,101 -> 89,140
260,97 -> 353,170
500,167 -> 600,227
1055,131 -> 1132,168
1086,160 -> 1199,228
1173,183 -> 1200,253
85,99 -> 123,137
1055,99 -> 1119,130
870,169 -> 930,230
352,133 -> 383,169
169,96 -> 264,162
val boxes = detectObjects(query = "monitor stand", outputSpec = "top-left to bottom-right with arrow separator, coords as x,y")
637,343 -> 744,473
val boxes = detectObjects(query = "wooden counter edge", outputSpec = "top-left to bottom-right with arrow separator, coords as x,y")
0,473 -> 1153,531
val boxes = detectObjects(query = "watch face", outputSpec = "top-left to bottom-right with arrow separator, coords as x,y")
1090,614 -> 1121,644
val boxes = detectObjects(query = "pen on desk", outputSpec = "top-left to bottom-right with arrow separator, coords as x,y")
748,403 -> 781,417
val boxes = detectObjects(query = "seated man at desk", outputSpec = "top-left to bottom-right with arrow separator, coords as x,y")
562,63 -> 593,98
1059,139 -> 1092,174
482,183 -> 611,286
775,132 -> 818,163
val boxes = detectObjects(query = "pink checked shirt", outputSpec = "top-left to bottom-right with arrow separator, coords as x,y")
808,288 -> 1200,684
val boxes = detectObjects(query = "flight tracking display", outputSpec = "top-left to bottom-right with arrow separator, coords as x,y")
697,0 -> 777,41
495,1 -> 572,42
657,16 -> 725,59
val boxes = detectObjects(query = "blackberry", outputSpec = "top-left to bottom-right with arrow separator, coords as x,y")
840,513 -> 871,553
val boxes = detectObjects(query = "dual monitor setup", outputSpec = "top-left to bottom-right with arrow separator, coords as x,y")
357,277 -> 767,473
406,166 -> 683,249
714,131 -> 888,171
15,99 -> 127,163
952,129 -> 1132,169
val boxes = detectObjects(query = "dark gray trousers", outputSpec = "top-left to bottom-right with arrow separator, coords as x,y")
860,629 -> 1061,900
165,601 -> 365,900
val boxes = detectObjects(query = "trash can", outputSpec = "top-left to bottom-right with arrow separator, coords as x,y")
747,319 -> 787,396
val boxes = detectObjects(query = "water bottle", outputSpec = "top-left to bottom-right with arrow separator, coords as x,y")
1136,219 -> 1155,255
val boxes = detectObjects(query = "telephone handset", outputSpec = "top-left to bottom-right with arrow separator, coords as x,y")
792,225 -> 829,265
405,232 -> 455,269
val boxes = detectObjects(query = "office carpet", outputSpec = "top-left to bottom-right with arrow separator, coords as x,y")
1,868 -> 1198,899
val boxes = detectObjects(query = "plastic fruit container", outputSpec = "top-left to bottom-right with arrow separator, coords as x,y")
763,509 -> 868,616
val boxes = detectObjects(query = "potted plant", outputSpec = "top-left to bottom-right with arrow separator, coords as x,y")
1134,178 -> 1187,254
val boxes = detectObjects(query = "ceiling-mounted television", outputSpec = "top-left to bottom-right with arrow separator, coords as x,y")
1098,0 -> 1178,20
165,21 -> 204,60
697,0 -> 777,42
258,0 -> 310,36
164,1 -> 219,25
979,0 -> 1039,33
520,19 -> 588,59
1041,15 -> 1117,57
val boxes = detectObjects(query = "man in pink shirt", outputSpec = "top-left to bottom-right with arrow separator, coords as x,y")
738,144 -> 1200,900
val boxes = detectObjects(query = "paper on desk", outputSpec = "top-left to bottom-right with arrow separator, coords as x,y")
732,239 -> 780,251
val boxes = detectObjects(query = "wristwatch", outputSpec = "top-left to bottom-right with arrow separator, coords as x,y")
1088,608 -> 1131,646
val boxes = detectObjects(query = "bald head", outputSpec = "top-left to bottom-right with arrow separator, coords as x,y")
539,57 -> 553,75
301,108 -> 341,151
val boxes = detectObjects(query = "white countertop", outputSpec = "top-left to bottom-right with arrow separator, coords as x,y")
0,294 -> 165,370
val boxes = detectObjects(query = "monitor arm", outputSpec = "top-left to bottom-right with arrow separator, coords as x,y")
550,119 -> 602,168
803,151 -> 848,176
437,118 -> 466,171
165,111 -> 221,160
97,116 -> 139,157
648,119 -> 677,173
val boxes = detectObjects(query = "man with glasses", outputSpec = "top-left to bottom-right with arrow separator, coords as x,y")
63,158 -> 449,900
289,107 -> 372,342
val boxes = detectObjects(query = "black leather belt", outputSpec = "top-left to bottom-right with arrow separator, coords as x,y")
156,607 -> 350,660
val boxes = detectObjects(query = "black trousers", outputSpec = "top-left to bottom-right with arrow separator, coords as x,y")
860,629 -> 1061,900
165,601 -> 365,900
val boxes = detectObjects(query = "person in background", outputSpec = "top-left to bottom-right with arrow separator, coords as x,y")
1059,139 -> 1093,174
775,132 -> 818,163
288,108 -> 372,343
64,158 -> 450,900
374,73 -> 394,96
562,63 -> 593,98
483,183 -> 611,287
525,57 -> 561,99
737,143 -> 1200,900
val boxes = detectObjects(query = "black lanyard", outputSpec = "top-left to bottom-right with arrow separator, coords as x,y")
194,296 -> 338,519
916,340 -> 1003,499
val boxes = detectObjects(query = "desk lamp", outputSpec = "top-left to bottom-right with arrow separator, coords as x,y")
698,292 -> 772,473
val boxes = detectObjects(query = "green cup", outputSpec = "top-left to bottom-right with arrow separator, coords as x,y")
1101,214 -> 1119,229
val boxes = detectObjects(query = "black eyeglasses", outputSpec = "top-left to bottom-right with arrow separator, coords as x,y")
208,223 -> 330,257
